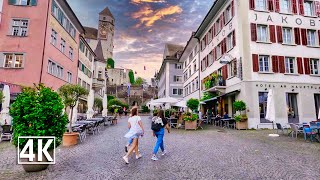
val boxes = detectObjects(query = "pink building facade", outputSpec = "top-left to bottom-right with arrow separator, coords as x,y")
0,0 -> 84,91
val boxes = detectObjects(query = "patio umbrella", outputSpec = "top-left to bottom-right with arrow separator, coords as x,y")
69,101 -> 78,123
173,100 -> 187,108
152,97 -> 179,104
318,108 -> 320,120
265,89 -> 279,137
86,89 -> 95,119
102,94 -> 108,117
1,85 -> 12,124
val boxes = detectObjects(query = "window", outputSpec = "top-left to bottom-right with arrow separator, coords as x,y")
217,44 -> 222,58
67,72 -> 72,83
11,19 -> 28,37
282,27 -> 293,44
89,53 -> 93,62
175,64 -> 182,69
307,30 -> 317,46
208,29 -> 212,42
285,57 -> 296,74
9,0 -> 37,6
286,93 -> 299,123
60,38 -> 66,53
3,53 -> 24,68
257,25 -> 268,42
189,67 -> 191,77
174,76 -> 182,82
78,78 -> 81,85
259,92 -> 271,123
85,48 -> 88,57
310,59 -> 319,75
256,0 -> 267,11
178,89 -> 183,95
304,1 -> 315,16
201,39 -> 206,51
259,55 -> 270,72
98,71 -> 102,79
225,4 -> 233,22
196,78 -> 199,90
227,33 -> 234,51
229,60 -> 237,77
216,18 -> 221,33
173,89 -> 178,95
192,81 -> 195,92
69,47 -> 73,59
47,60 -> 63,79
80,41 -> 85,52
193,62 -> 197,73
189,52 -> 193,63
51,29 -> 57,46
280,0 -> 291,14
208,51 -> 213,65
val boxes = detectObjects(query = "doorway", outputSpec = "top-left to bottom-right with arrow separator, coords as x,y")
314,94 -> 320,120
286,93 -> 299,123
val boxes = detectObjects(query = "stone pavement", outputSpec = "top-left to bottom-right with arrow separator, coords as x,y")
0,116 -> 320,180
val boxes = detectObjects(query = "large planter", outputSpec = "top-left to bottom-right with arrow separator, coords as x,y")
236,120 -> 248,130
185,121 -> 197,130
63,132 -> 79,146
20,151 -> 53,172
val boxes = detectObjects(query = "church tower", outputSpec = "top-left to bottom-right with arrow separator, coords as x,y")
98,7 -> 114,61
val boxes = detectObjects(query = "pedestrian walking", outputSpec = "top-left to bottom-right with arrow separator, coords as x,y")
123,108 -> 144,164
151,110 -> 170,161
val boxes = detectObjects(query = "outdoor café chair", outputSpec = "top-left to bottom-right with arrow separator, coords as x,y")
289,123 -> 303,138
303,127 -> 317,142
276,123 -> 288,134
0,125 -> 13,142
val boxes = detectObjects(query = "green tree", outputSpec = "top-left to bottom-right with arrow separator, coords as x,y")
134,77 -> 146,86
107,95 -> 115,102
187,98 -> 200,112
128,70 -> 135,84
10,84 -> 68,150
0,90 -> 3,102
94,98 -> 103,112
108,99 -> 129,113
58,84 -> 88,133
107,58 -> 115,69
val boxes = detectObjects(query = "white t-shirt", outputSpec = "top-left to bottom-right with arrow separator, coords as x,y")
128,116 -> 142,132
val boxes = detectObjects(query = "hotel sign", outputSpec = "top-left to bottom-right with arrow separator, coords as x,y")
256,83 -> 320,90
254,13 -> 320,27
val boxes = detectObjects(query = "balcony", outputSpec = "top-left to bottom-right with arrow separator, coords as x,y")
203,75 -> 226,94
92,78 -> 105,89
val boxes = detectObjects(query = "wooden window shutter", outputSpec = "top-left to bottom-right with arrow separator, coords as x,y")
298,0 -> 304,15
220,14 -> 224,29
294,28 -> 301,45
222,65 -> 228,80
304,58 -> 310,74
206,56 -> 209,67
315,1 -> 320,17
223,38 -> 227,54
213,47 -> 217,61
249,0 -> 255,10
211,26 -> 214,39
276,26 -> 283,43
292,0 -> 297,14
223,11 -> 226,25
8,0 -> 17,4
251,23 -> 257,41
297,57 -> 304,74
30,0 -> 37,6
272,56 -> 279,73
252,54 -> 259,72
268,0 -> 274,11
275,0 -> 280,12
269,25 -> 276,43
278,56 -> 285,73
231,0 -> 235,16
232,31 -> 236,47
213,23 -> 216,36
300,28 -> 307,45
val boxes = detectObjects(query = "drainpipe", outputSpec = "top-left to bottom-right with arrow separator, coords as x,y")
39,0 -> 51,84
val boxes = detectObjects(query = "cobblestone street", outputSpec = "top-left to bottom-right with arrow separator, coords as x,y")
1,116 -> 320,180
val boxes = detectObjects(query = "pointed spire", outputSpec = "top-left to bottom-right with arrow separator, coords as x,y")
99,7 -> 114,19
94,40 -> 105,62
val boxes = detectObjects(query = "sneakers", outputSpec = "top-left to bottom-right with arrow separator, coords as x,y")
122,156 -> 129,164
151,155 -> 159,161
136,154 -> 142,159
161,150 -> 167,156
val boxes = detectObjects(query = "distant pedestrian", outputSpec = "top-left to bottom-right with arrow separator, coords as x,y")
123,108 -> 144,164
151,110 -> 170,161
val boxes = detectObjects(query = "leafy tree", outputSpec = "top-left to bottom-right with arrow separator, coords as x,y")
108,99 -> 129,113
58,84 -> 88,133
107,58 -> 115,69
94,98 -> 103,112
128,70 -> 135,84
134,77 -> 146,86
0,90 -> 3,102
107,95 -> 115,102
187,98 -> 200,112
200,92 -> 217,102
10,84 -> 68,150
233,100 -> 246,113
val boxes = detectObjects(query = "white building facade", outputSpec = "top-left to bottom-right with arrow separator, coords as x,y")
193,0 -> 320,129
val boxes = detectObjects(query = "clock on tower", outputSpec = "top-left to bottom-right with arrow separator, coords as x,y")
99,21 -> 108,39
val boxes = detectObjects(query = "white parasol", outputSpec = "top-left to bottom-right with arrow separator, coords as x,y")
265,89 -> 279,137
1,85 -> 12,124
86,89 -> 95,119
102,94 -> 108,117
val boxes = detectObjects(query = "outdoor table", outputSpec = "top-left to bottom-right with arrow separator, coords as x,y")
220,118 -> 234,128
168,118 -> 178,128
310,127 -> 320,143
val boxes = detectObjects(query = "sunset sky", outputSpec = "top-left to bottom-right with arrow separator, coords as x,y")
68,0 -> 213,82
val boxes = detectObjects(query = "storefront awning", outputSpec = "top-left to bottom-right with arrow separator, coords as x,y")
203,89 -> 240,103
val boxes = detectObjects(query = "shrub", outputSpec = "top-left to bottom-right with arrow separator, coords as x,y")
10,84 -> 68,151
107,95 -> 115,102
128,70 -> 135,84
0,90 -> 3,102
141,105 -> 149,113
233,100 -> 246,112
183,113 -> 198,122
94,98 -> 103,112
107,58 -> 115,69
187,98 -> 200,112
108,99 -> 128,113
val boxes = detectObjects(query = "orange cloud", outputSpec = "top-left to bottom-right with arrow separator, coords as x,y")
131,0 -> 166,4
132,5 -> 183,27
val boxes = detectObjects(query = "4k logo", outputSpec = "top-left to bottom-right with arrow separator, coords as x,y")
18,136 -> 56,165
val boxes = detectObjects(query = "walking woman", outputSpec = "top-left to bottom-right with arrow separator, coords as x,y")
151,110 -> 170,161
123,108 -> 144,164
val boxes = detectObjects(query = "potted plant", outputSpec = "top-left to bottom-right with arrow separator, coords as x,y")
233,100 -> 248,130
183,112 -> 199,130
10,84 -> 68,172
58,84 -> 88,146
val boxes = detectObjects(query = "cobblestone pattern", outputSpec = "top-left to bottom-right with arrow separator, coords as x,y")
0,117 -> 320,180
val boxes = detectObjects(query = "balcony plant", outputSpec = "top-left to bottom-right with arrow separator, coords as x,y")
58,84 -> 88,146
10,84 -> 68,172
233,100 -> 248,130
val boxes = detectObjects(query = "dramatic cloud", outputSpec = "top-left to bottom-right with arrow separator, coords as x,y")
132,5 -> 182,27
131,0 -> 166,4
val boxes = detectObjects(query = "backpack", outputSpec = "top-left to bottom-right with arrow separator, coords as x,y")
151,117 -> 164,132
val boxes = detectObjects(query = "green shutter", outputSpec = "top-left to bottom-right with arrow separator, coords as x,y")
8,0 -> 17,5
30,0 -> 37,6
